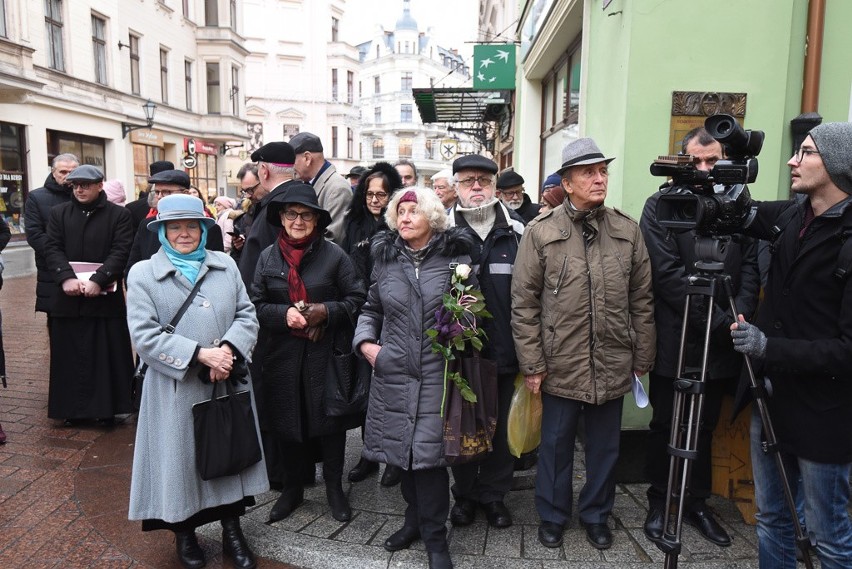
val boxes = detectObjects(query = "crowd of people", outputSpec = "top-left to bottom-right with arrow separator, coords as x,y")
14,120 -> 852,569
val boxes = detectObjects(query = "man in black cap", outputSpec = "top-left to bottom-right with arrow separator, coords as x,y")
25,152 -> 79,316
447,154 -> 525,531
289,132 -> 351,244
496,169 -> 541,224
125,169 -> 224,276
126,161 -> 175,231
346,165 -> 368,191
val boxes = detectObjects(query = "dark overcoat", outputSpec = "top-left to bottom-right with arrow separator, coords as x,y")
24,174 -> 72,312
250,236 -> 366,442
353,228 -> 475,470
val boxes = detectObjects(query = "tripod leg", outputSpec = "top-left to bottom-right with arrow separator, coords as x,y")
721,277 -> 815,569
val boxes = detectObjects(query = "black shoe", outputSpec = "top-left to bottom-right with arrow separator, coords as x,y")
582,522 -> 613,550
325,481 -> 352,522
685,508 -> 731,547
449,497 -> 476,526
268,487 -> 304,523
482,501 -> 512,528
348,458 -> 379,482
221,517 -> 256,569
537,521 -> 564,548
514,451 -> 538,471
381,465 -> 402,487
643,507 -> 664,542
427,550 -> 454,569
174,531 -> 206,569
95,417 -> 115,427
383,525 -> 420,552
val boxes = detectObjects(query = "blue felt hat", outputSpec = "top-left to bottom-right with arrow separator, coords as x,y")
147,194 -> 216,232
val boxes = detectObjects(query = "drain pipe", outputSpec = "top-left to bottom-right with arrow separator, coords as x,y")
791,0 -> 826,151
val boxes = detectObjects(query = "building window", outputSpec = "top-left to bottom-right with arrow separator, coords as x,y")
401,71 -> 412,92
347,128 -> 354,159
398,137 -> 412,159
45,0 -> 65,71
229,0 -> 237,32
160,48 -> 169,104
425,139 -> 435,160
283,124 -> 299,142
404,41 -> 409,54
331,17 -> 339,42
401,104 -> 412,122
331,69 -> 338,101
347,71 -> 354,104
331,126 -> 338,158
374,75 -> 380,94
372,139 -> 384,159
129,34 -> 141,95
231,66 -> 239,115
91,15 -> 107,85
188,153 -> 218,200
184,60 -> 193,111
182,0 -> 190,18
374,106 -> 381,124
0,1 -> 7,37
204,0 -> 218,26
206,62 -> 220,114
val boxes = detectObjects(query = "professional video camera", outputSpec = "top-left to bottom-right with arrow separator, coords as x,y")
650,114 -> 763,234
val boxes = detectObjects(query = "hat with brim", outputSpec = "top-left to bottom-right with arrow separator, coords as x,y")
265,182 -> 332,230
147,194 -> 216,232
556,138 -> 615,176
148,169 -> 191,188
66,165 -> 104,184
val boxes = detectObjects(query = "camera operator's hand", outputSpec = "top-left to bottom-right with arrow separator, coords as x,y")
730,314 -> 767,359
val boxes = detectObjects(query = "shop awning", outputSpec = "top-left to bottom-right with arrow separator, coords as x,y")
413,88 -> 510,124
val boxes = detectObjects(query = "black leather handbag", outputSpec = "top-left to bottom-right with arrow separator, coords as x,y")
192,380 -> 262,480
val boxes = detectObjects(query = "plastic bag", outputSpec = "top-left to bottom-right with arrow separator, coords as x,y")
507,374 -> 543,458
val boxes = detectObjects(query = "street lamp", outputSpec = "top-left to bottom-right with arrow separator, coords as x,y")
121,99 -> 157,139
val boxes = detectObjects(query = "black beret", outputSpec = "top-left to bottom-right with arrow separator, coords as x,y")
66,165 -> 104,184
452,154 -> 498,175
148,169 -> 191,189
496,170 -> 524,189
149,160 -> 174,176
288,132 -> 323,154
250,141 -> 296,165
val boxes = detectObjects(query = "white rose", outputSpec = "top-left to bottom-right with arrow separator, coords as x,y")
455,263 -> 472,280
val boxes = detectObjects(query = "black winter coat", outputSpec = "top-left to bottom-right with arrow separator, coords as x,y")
24,174 -> 72,312
740,195 -> 852,464
250,236 -> 366,441
640,191 -> 760,379
451,203 -> 523,375
353,228 -> 475,470
44,192 -> 133,318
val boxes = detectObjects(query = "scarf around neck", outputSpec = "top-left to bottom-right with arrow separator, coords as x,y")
158,223 -> 209,284
277,229 -> 317,305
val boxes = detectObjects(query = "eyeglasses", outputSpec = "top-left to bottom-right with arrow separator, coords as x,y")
154,188 -> 187,196
240,183 -> 260,196
282,210 -> 317,222
457,176 -> 494,189
499,190 -> 523,199
366,191 -> 389,202
793,147 -> 820,164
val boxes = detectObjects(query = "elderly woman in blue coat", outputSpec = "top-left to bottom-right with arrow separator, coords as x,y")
354,187 -> 475,569
127,195 -> 267,569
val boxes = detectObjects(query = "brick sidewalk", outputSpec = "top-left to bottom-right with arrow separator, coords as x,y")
0,274 -> 293,568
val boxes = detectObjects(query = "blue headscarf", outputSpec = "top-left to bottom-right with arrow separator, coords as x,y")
158,223 -> 209,284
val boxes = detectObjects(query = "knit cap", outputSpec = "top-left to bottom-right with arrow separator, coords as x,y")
103,179 -> 126,205
809,122 -> 852,195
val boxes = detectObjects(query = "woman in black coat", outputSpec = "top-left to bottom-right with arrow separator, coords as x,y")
341,161 -> 404,485
250,183 -> 366,525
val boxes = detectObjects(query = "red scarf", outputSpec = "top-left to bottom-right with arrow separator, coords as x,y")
277,228 -> 316,303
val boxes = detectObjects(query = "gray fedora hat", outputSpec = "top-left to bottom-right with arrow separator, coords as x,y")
556,138 -> 615,176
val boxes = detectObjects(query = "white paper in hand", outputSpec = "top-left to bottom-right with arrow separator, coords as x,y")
632,372 -> 649,408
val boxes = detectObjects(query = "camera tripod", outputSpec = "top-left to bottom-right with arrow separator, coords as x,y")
656,235 -> 814,569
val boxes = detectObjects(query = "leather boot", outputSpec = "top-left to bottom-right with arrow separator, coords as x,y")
325,479 -> 352,522
174,530 -> 205,569
268,486 -> 304,523
348,457 -> 379,482
427,549 -> 454,569
381,464 -> 402,487
221,517 -> 256,569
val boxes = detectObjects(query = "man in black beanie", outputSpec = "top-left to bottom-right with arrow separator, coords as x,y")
730,122 -> 852,567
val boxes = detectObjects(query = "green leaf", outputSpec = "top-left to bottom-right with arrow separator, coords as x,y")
461,386 -> 478,403
470,336 -> 483,351
426,329 -> 438,339
454,282 -> 467,293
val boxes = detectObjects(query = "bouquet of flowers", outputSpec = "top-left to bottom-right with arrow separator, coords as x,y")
426,263 -> 491,417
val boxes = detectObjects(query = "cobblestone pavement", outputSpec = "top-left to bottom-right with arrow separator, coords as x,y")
0,271 -> 763,568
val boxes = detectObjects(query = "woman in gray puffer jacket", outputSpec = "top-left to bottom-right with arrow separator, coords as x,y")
354,187 -> 474,569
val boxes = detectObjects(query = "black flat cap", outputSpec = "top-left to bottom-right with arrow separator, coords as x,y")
148,169 -> 191,189
66,165 -> 104,184
289,132 -> 323,154
250,141 -> 296,165
347,165 -> 368,178
149,160 -> 175,176
452,154 -> 498,175
497,170 -> 524,189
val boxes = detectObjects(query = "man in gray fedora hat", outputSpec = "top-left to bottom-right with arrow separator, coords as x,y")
511,137 -> 656,551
